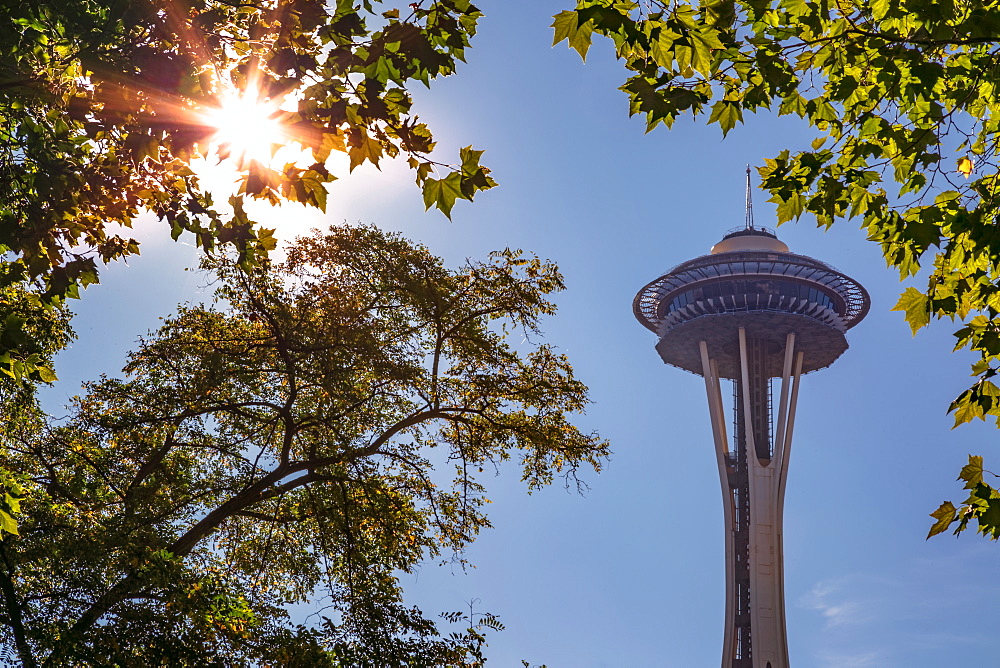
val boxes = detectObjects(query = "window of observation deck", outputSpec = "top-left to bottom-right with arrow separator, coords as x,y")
664,279 -> 837,314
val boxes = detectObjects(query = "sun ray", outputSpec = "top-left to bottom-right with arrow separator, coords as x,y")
202,86 -> 286,165
82,0 -> 325,186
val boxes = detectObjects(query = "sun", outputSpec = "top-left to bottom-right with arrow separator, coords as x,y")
203,88 -> 285,165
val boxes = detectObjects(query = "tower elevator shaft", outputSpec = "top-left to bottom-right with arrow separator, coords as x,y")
699,329 -> 804,668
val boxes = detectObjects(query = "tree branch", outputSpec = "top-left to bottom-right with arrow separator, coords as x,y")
0,539 -> 38,668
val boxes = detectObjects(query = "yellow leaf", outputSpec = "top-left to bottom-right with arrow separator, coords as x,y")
958,156 -> 973,178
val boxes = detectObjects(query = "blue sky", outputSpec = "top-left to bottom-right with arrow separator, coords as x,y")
39,2 -> 1000,666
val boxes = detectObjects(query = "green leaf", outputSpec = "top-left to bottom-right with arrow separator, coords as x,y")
650,26 -> 681,68
3,494 -> 19,516
927,500 -> 958,538
551,10 -> 594,60
978,495 -> 1000,539
690,28 -> 724,73
348,134 -> 383,172
34,364 -> 57,383
774,192 -> 805,223
950,389 -> 985,427
0,512 -> 17,536
959,455 -> 985,489
780,93 -> 809,117
708,100 -> 743,136
957,156 -> 973,178
892,287 -> 930,334
256,227 -> 278,252
422,172 -> 464,218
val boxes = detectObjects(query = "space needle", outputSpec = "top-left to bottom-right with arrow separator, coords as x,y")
633,173 -> 869,667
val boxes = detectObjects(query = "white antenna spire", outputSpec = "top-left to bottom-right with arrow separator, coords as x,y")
745,165 -> 755,230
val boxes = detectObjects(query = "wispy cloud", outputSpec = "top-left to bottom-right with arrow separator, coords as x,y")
796,563 -> 996,666
799,579 -> 871,628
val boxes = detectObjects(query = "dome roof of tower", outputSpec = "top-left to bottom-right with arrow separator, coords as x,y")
710,227 -> 790,254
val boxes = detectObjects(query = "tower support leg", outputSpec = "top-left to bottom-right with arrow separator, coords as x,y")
699,342 -> 736,665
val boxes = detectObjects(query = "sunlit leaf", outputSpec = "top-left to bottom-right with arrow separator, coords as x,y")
892,287 -> 930,334
927,501 -> 958,538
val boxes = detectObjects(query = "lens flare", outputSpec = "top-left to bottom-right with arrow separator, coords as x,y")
204,89 -> 284,164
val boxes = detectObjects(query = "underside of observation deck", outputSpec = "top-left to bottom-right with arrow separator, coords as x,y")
655,311 -> 848,378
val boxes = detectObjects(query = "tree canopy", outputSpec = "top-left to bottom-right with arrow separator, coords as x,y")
0,224 -> 607,665
553,0 -> 1000,540
1,0 -> 495,379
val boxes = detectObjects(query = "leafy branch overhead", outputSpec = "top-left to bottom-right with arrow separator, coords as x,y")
928,455 -> 1000,540
1,0 -> 495,311
553,0 -> 1000,539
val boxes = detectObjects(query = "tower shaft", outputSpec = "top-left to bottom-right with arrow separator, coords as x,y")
701,329 -> 803,668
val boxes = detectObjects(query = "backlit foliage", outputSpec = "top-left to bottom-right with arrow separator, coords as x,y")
0,225 -> 607,664
1,0 -> 495,377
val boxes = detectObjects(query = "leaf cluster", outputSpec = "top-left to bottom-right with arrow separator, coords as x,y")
928,455 -> 1000,540
1,0 -> 495,378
